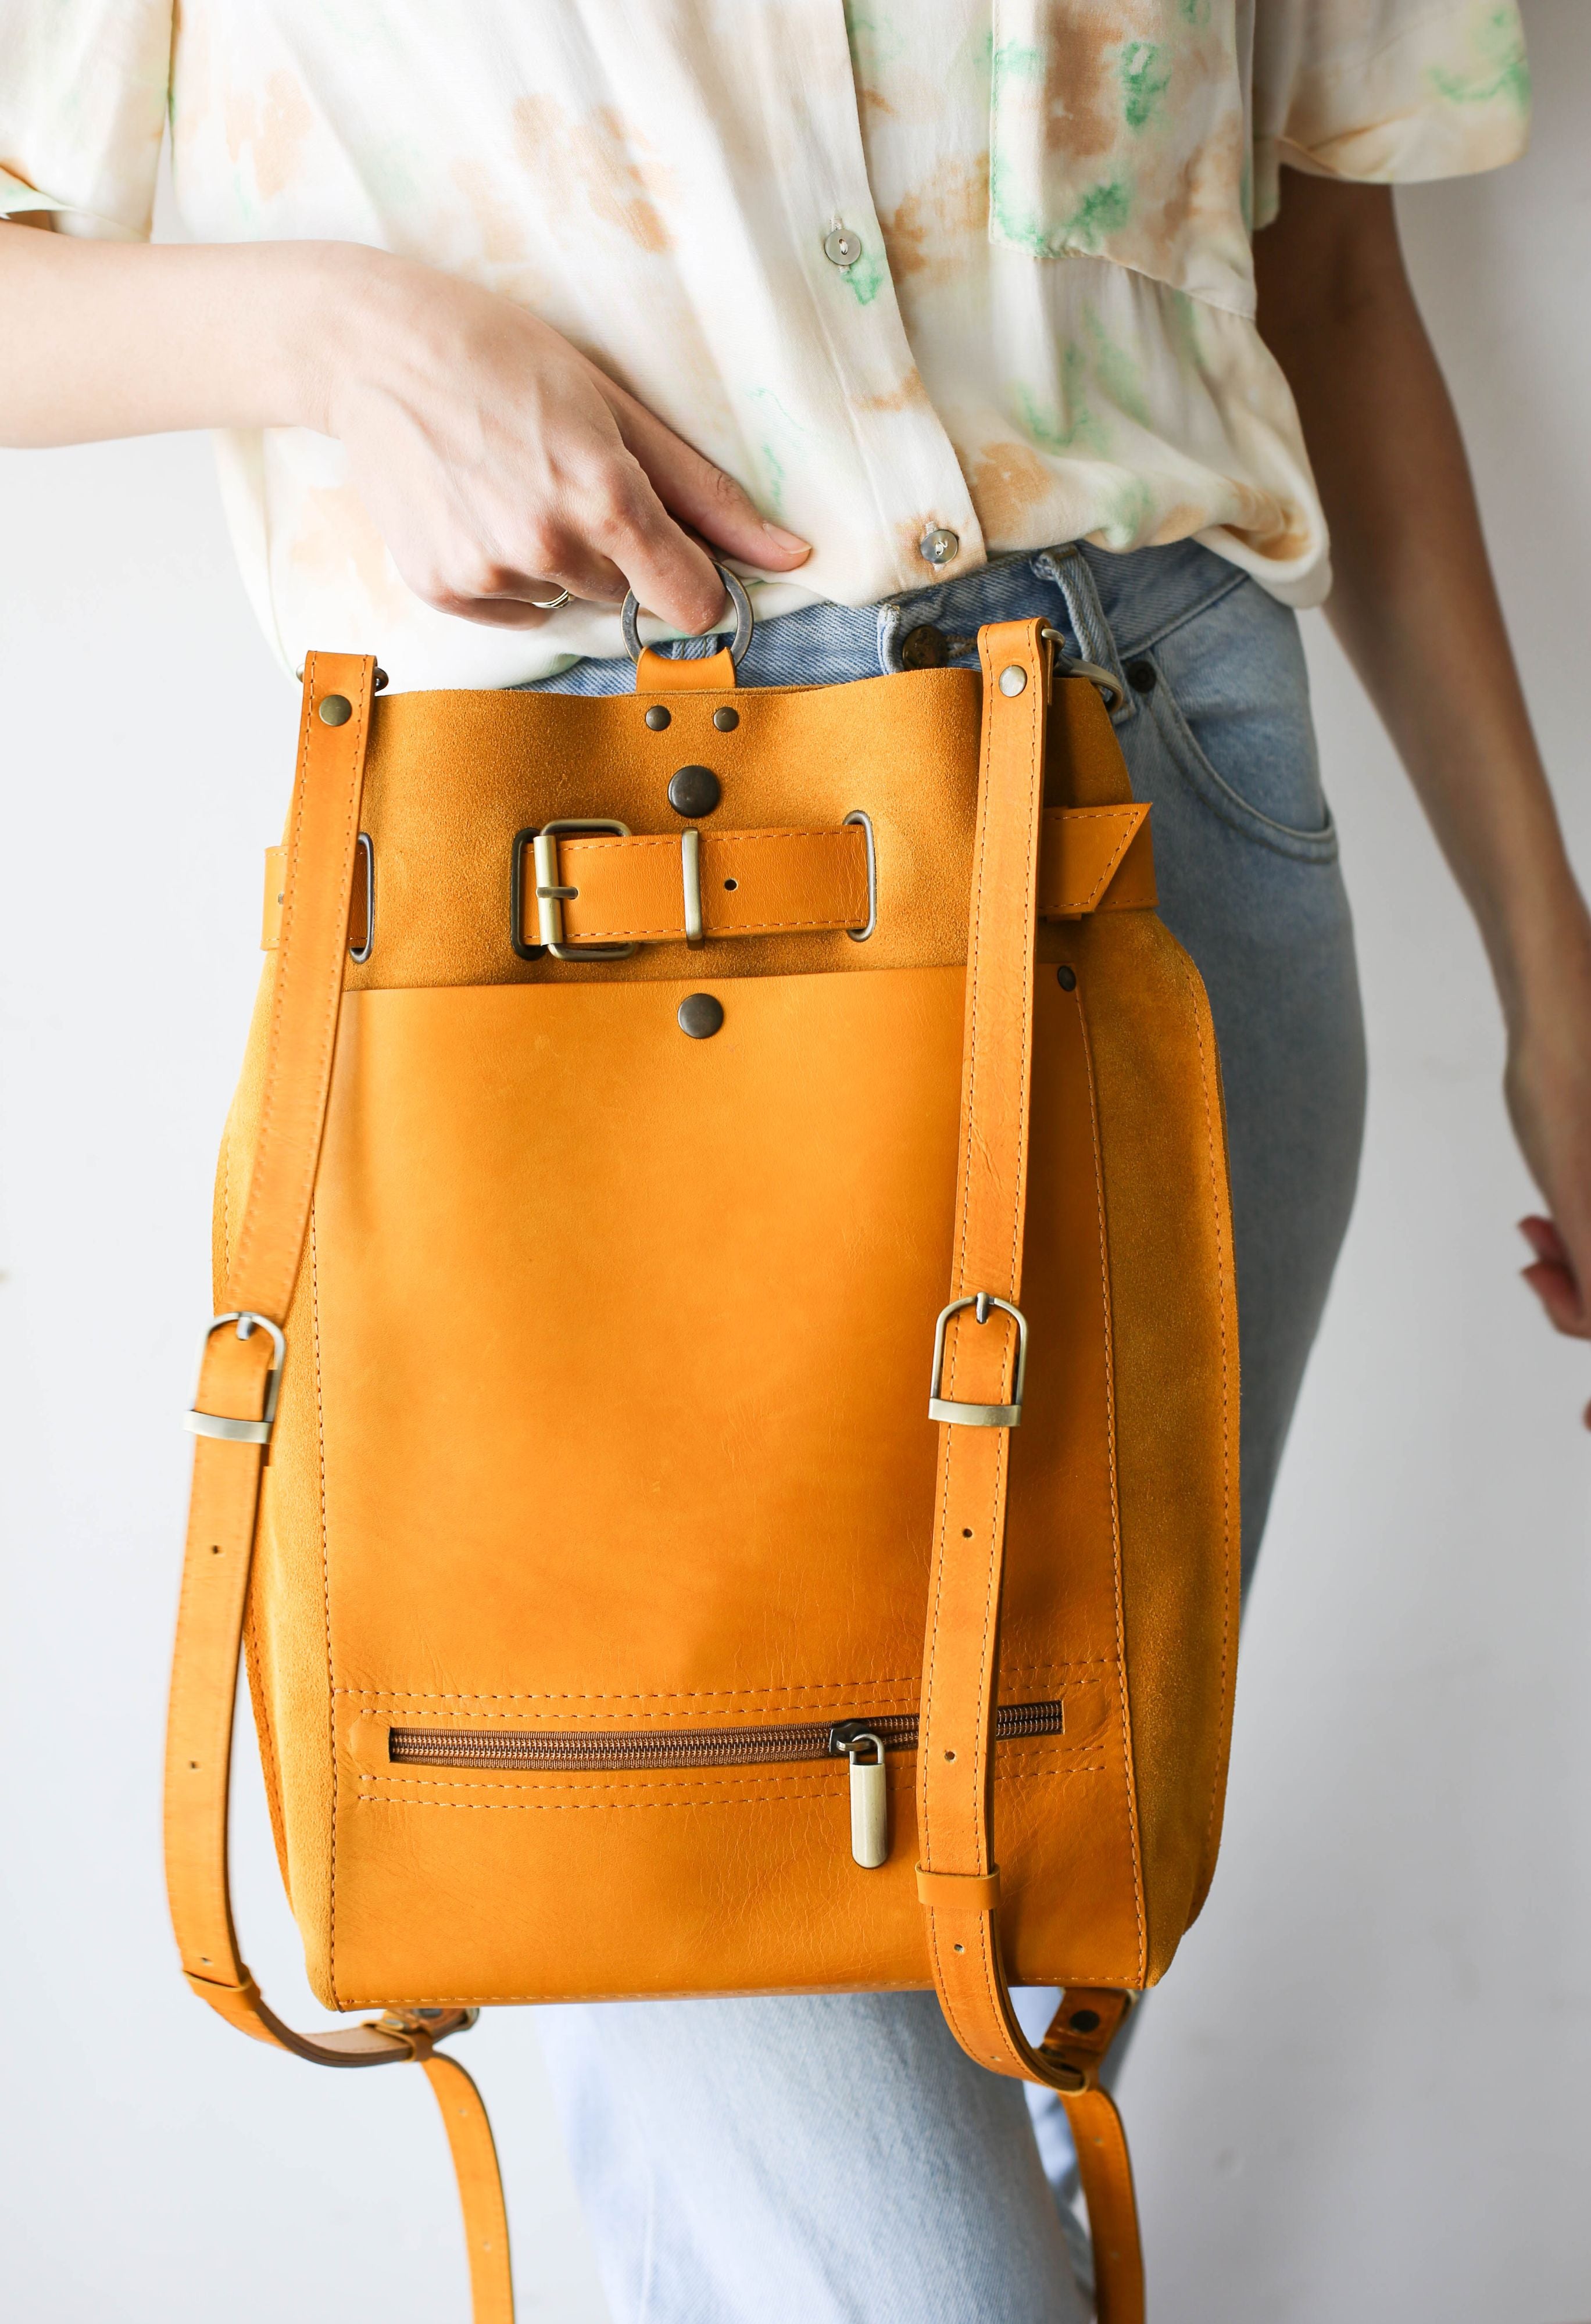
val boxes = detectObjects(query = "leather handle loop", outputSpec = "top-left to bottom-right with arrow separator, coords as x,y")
913,622 -> 1145,2324
162,657 -> 517,2324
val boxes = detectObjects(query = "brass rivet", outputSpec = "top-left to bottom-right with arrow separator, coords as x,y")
998,665 -> 1027,697
668,764 -> 721,817
644,705 -> 671,731
677,993 -> 724,1040
713,706 -> 739,732
318,694 -> 353,726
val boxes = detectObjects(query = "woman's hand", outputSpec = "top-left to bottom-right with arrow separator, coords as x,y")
323,249 -> 810,633
0,227 -> 809,633
1507,940 -> 1591,1421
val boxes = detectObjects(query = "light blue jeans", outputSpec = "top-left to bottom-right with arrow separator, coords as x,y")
530,540 -> 1367,2322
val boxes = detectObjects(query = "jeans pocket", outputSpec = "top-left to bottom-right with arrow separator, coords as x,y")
1133,581 -> 1339,864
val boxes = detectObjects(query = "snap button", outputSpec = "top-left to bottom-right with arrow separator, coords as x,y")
824,225 -> 863,267
667,764 -> 721,818
918,527 -> 959,567
900,623 -> 948,671
317,694 -> 352,726
678,993 -> 725,1040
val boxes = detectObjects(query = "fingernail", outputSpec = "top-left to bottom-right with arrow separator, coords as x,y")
761,521 -> 810,553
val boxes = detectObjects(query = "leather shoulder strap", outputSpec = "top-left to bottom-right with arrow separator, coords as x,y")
162,654 -> 516,2323
915,621 -> 1145,2324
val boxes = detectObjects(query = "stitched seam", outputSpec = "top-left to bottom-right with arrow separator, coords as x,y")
357,1772 -> 1104,1813
565,830 -> 855,854
228,650 -> 316,1302
1074,986 -> 1146,1986
1182,952 -> 1236,1875
567,914 -> 857,939
334,1977 -> 942,2007
335,1678 -> 928,1703
232,656 -> 366,1316
1064,821 -> 1141,912
312,1217 -> 339,2008
359,1763 -> 1104,1798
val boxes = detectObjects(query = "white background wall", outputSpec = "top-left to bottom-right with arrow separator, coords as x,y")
3,6 -> 1588,2317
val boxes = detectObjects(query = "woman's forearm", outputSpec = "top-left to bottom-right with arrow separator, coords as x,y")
1254,173 -> 1589,1026
0,223 -> 351,446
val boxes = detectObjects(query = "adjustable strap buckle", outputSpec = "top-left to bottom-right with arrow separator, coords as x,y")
519,819 -> 638,961
185,1311 -> 285,1446
927,1292 -> 1028,1428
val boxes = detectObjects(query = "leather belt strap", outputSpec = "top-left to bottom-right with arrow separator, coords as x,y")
915,624 -> 1145,2324
261,804 -> 1153,952
163,651 -> 515,2323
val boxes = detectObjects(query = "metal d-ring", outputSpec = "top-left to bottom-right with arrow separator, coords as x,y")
349,833 -> 374,964
843,811 -> 877,942
1040,628 -> 1124,711
621,563 -> 755,669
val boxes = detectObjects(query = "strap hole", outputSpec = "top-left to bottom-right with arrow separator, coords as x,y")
953,1942 -> 966,1954
723,878 -> 738,891
1068,2008 -> 1102,2032
961,1527 -> 973,1538
943,1749 -> 957,1762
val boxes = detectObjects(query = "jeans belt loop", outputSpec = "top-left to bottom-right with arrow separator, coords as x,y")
1035,547 -> 1133,723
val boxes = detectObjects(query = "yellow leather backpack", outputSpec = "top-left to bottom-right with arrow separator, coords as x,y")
165,606 -> 1238,2324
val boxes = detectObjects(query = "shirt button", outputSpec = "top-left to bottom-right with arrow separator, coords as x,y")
918,526 -> 960,567
824,224 -> 863,267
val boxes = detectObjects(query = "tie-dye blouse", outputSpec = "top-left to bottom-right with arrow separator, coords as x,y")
1,1 -> 1530,687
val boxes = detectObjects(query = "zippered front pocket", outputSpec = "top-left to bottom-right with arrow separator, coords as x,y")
382,1700 -> 1065,1870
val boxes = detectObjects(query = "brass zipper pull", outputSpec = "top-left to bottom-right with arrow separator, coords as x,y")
831,1723 -> 889,1868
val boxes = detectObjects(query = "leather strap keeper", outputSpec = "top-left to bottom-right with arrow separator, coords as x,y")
916,1865 -> 1003,1910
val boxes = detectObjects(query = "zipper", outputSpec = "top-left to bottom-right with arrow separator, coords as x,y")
385,1699 -> 1065,1871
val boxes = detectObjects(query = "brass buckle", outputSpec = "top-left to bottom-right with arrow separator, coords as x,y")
186,1311 -> 286,1446
927,1293 -> 1028,1428
521,819 -> 637,961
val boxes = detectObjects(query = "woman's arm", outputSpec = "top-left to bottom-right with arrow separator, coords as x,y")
0,224 -> 808,630
1256,171 -> 1591,1419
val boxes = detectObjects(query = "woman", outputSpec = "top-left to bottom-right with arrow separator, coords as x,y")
3,5 -> 1586,2317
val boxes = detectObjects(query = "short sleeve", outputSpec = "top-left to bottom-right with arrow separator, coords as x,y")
0,0 -> 173,240
1253,0 -> 1531,228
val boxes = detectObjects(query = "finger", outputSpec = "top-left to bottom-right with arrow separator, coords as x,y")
599,377 -> 810,571
1520,1256 -> 1591,1337
1518,1213 -> 1570,1266
581,453 -> 743,635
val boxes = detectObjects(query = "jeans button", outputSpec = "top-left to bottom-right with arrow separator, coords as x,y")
900,623 -> 949,670
1125,657 -> 1157,693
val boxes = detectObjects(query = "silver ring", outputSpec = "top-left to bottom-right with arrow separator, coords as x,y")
528,588 -> 572,611
621,564 -> 755,669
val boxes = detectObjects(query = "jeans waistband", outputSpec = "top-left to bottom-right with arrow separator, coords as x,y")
525,537 -> 1250,707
